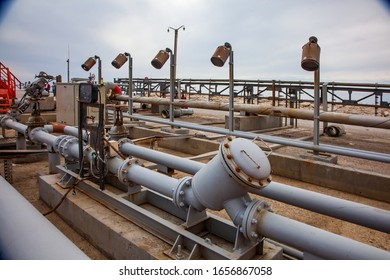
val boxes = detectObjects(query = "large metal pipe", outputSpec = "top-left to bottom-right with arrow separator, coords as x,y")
121,113 -> 390,163
114,96 -> 390,129
0,176 -> 89,259
117,135 -> 390,233
257,211 -> 390,260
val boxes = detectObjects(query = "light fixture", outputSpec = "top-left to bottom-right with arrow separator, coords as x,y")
112,52 -> 133,115
151,49 -> 170,69
211,42 -> 232,67
81,55 -> 102,84
81,57 -> 96,71
301,36 -> 320,71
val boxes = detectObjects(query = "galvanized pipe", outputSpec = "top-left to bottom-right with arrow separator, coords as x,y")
114,95 -> 390,129
0,176 -> 89,259
122,113 -> 390,163
257,211 -> 390,260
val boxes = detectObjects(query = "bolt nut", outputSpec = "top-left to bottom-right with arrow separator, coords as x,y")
179,191 -> 185,196
251,218 -> 257,224
226,154 -> 233,160
235,167 -> 241,173
224,143 -> 229,148
251,232 -> 258,239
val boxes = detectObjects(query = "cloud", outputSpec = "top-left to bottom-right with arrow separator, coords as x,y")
0,0 -> 389,84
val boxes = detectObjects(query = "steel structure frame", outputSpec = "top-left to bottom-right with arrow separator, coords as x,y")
114,78 -> 390,113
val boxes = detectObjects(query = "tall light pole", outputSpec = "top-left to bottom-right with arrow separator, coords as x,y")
167,25 -> 185,91
211,42 -> 234,133
151,48 -> 174,127
301,36 -> 321,155
112,52 -> 133,115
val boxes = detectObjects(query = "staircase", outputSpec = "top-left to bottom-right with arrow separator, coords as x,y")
0,62 -> 22,114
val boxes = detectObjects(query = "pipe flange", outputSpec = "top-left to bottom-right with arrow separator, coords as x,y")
117,137 -> 133,151
53,135 -> 68,153
117,158 -> 140,185
220,137 -> 272,192
172,177 -> 192,210
28,127 -> 49,144
58,136 -> 78,161
241,199 -> 271,242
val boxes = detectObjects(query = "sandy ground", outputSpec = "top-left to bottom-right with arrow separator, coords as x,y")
1,97 -> 389,259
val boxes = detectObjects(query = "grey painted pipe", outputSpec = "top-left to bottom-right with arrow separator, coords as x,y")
3,118 -> 27,135
120,142 -> 204,175
2,119 -> 389,257
44,124 -> 89,139
0,176 -> 89,259
123,113 -> 390,163
125,163 -> 179,198
253,182 -> 390,233
3,119 -> 390,233
117,131 -> 390,233
257,211 -> 390,260
114,95 -> 390,129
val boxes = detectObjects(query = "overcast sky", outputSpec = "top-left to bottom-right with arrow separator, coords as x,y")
1,0 -> 390,85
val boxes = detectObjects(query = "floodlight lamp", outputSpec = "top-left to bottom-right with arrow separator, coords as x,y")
301,36 -> 320,71
151,49 -> 170,69
211,44 -> 231,67
81,57 -> 96,71
111,53 -> 128,69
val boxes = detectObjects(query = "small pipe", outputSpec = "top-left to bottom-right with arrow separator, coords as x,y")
121,113 -> 390,163
113,95 -> 390,129
119,141 -> 204,175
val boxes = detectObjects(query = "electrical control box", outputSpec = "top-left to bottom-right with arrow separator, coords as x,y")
56,83 -> 106,125
79,83 -> 99,103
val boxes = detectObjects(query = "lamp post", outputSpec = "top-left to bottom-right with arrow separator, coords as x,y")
112,52 -> 133,115
167,25 -> 185,87
81,55 -> 102,84
151,48 -> 174,126
301,36 -> 321,154
211,42 -> 234,133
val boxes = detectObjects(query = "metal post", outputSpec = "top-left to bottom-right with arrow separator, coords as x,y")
168,49 -> 175,127
66,59 -> 70,83
126,53 -> 133,116
228,47 -> 234,133
313,69 -> 320,154
96,56 -> 102,84
322,82 -> 328,130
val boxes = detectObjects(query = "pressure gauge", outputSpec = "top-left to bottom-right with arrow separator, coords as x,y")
79,83 -> 98,103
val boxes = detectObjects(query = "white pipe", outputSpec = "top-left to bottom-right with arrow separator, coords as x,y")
0,176 -> 89,259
